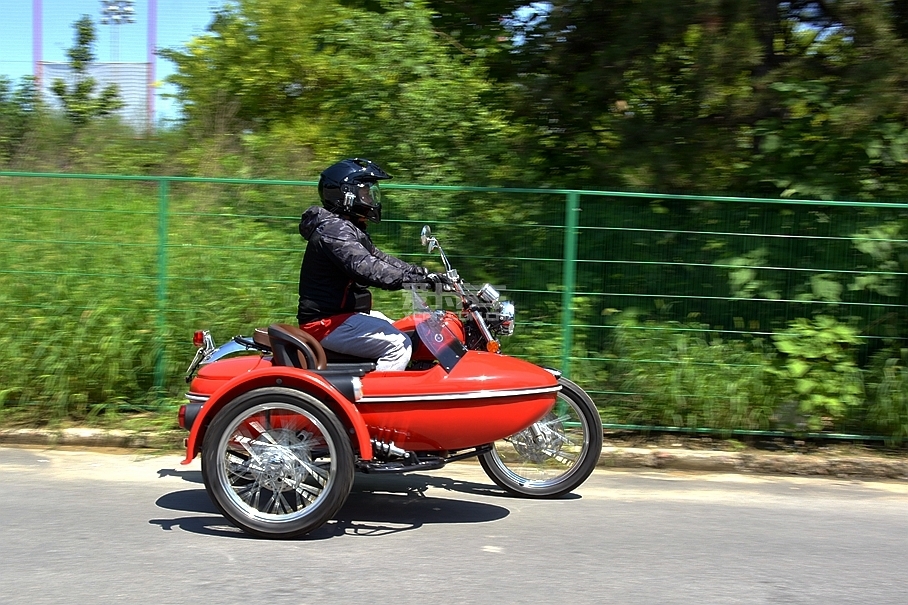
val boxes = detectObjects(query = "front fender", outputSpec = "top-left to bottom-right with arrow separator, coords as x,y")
181,366 -> 372,464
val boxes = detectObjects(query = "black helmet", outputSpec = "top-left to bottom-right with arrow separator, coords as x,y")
318,158 -> 391,223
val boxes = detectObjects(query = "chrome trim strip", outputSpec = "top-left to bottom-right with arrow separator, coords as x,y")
185,384 -> 559,406
358,384 -> 561,404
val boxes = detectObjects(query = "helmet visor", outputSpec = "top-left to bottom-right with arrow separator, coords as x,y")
356,182 -> 381,207
353,182 -> 382,222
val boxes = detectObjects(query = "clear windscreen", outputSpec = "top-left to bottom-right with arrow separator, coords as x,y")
409,288 -> 467,372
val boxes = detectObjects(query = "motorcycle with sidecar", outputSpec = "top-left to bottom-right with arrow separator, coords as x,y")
177,226 -> 603,539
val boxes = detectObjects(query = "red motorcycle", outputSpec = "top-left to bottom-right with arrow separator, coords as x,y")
178,226 -> 603,539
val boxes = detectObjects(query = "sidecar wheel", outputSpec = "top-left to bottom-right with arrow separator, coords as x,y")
201,387 -> 354,539
479,377 -> 602,498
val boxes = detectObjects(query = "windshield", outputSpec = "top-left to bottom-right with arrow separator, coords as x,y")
409,288 -> 466,372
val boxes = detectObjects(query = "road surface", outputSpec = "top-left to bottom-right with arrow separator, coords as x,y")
1,446 -> 906,604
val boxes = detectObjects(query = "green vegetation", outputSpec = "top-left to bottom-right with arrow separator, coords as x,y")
50,15 -> 123,126
609,315 -> 776,432
769,316 -> 865,431
0,179 -> 301,423
3,176 -> 908,443
4,1 -> 908,440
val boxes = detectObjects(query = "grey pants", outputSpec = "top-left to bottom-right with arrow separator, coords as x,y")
319,312 -> 412,371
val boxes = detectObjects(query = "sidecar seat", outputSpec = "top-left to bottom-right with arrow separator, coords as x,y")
266,324 -> 328,370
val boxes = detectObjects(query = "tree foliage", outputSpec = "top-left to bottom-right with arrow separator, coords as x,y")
158,0 -> 908,198
50,15 -> 123,126
152,0 -> 908,199
9,2 -> 908,435
422,0 -> 908,198
160,0 -> 524,184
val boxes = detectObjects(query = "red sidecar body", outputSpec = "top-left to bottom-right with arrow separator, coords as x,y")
180,349 -> 560,464
179,319 -> 560,466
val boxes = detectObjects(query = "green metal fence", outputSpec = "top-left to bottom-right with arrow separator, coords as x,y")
2,171 -> 908,437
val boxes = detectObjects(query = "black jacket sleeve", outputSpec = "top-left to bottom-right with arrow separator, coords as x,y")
372,246 -> 427,276
321,227 -> 426,290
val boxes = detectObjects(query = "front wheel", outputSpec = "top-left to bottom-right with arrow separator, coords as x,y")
201,387 -> 354,539
479,377 -> 602,498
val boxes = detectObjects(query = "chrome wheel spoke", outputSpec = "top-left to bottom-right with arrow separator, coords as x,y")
540,447 -> 577,466
248,420 -> 278,444
265,490 -> 292,515
300,461 -> 329,486
236,479 -> 263,509
292,480 -> 322,505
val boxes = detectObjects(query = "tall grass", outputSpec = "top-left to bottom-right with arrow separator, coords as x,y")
607,316 -> 777,431
0,178 -> 304,422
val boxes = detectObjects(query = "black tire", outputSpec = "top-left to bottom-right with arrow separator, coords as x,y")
479,377 -> 603,498
201,387 -> 354,539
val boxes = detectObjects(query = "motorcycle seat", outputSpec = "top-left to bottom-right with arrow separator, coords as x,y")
255,325 -> 378,373
322,349 -> 379,364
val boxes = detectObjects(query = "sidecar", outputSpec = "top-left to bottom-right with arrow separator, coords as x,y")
177,319 -> 602,539
180,321 -> 562,466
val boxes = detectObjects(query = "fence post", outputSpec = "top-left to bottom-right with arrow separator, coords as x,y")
560,191 -> 580,376
154,178 -> 169,401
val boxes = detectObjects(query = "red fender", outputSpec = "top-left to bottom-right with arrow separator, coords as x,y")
181,366 -> 372,465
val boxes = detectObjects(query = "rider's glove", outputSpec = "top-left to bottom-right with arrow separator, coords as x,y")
425,272 -> 454,291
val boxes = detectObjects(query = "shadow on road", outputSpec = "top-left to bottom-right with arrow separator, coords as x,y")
156,467 -> 203,484
150,470 -> 512,540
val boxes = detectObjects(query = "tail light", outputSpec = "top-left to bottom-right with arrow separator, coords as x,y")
193,330 -> 206,347
178,403 -> 203,431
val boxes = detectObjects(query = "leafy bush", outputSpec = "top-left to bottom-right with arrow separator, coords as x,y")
769,315 -> 865,431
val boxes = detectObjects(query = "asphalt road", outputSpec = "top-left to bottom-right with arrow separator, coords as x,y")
1,446 -> 907,605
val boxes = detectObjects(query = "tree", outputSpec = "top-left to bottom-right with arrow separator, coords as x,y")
0,76 -> 40,163
50,15 -> 123,126
425,1 -> 908,199
159,0 -> 525,185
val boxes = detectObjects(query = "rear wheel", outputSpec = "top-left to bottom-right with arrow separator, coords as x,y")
201,387 -> 354,539
479,377 -> 602,498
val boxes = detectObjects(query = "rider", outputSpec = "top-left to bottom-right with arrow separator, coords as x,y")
297,158 -> 447,371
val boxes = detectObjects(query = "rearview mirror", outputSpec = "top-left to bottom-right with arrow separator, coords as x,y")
420,225 -> 437,252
